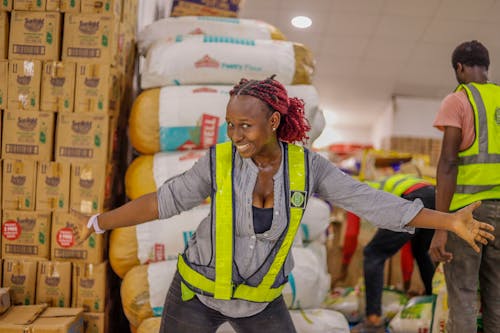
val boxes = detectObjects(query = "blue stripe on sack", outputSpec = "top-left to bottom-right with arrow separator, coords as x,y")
202,35 -> 255,46
159,124 -> 228,151
197,16 -> 240,24
300,224 -> 310,242
288,273 -> 297,308
152,306 -> 163,316
182,231 -> 195,247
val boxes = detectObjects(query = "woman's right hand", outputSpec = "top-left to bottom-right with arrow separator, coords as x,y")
70,209 -> 95,245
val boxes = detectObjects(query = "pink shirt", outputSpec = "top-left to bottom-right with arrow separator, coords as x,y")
433,90 -> 475,151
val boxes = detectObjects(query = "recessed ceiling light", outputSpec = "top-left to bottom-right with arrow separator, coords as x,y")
291,16 -> 312,29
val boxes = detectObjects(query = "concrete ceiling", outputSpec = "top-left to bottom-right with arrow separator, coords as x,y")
239,0 -> 500,136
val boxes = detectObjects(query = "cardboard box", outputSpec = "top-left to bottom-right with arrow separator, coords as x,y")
0,288 -> 10,315
169,0 -> 241,17
34,307 -> 84,332
0,11 -> 8,59
2,259 -> 38,305
116,21 -> 135,76
36,260 -> 72,307
2,210 -> 51,259
13,0 -> 47,10
8,10 -> 62,60
41,61 -> 76,112
70,162 -> 107,214
83,312 -> 107,333
74,64 -> 120,114
0,60 -> 7,108
51,212 -> 104,263
2,110 -> 55,160
0,0 -> 12,11
0,304 -> 47,331
62,13 -> 119,64
46,0 -> 81,12
36,162 -> 71,212
121,0 -> 138,28
7,59 -> 42,110
0,305 -> 84,333
72,261 -> 107,312
81,0 -> 121,17
55,113 -> 109,163
2,159 -> 37,210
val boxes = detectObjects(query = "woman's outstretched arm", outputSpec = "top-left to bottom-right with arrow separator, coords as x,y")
76,192 -> 159,242
407,201 -> 494,253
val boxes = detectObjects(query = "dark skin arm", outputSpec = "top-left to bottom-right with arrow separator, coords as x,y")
76,192 -> 159,243
429,126 -> 462,262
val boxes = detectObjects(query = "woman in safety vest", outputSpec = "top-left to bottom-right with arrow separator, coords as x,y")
76,76 -> 494,333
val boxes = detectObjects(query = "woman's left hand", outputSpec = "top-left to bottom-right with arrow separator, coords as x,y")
451,201 -> 495,252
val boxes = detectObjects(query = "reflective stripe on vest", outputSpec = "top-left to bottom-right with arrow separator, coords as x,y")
177,142 -> 308,302
369,174 -> 426,197
450,83 -> 500,210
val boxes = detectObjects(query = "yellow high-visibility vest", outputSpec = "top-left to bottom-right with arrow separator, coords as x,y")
450,83 -> 500,211
177,142 -> 308,302
366,174 -> 428,197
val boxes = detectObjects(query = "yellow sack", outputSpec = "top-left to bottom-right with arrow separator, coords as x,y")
137,317 -> 161,333
121,260 -> 177,328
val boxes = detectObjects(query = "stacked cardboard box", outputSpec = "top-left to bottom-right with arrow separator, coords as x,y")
0,1 -> 137,332
382,136 -> 442,166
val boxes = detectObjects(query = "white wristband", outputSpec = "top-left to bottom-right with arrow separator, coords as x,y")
87,214 -> 105,234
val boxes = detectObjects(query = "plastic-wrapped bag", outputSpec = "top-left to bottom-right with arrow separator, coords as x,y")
141,37 -> 314,89
388,296 -> 433,333
110,205 -> 209,278
129,85 -> 320,154
138,16 -> 285,55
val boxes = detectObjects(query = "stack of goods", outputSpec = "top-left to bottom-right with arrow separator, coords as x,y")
112,6 -> 343,332
0,1 -> 138,332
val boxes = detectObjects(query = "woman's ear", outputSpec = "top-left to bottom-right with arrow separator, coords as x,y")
270,111 -> 281,130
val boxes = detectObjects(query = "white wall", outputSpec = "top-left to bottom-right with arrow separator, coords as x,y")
371,101 -> 394,149
392,96 -> 443,138
313,124 -> 372,149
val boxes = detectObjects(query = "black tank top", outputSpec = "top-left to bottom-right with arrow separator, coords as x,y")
252,206 -> 273,234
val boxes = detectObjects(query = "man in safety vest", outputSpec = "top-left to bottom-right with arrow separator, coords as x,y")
351,174 -> 435,333
429,40 -> 500,333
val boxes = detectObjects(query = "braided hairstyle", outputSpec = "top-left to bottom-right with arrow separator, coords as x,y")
229,75 -> 311,144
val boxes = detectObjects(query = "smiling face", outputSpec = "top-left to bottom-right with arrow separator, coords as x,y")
226,95 -> 281,159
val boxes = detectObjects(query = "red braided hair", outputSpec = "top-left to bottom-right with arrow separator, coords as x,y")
229,75 -> 311,144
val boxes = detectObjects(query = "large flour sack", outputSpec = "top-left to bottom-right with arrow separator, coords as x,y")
125,150 -> 207,200
110,204 -> 209,278
141,36 -> 314,89
138,16 -> 285,55
129,85 -> 320,154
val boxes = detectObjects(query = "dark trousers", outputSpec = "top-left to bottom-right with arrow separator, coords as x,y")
444,200 -> 500,333
160,271 -> 297,333
363,185 -> 436,316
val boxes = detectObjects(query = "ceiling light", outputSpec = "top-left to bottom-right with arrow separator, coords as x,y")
291,16 -> 312,29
